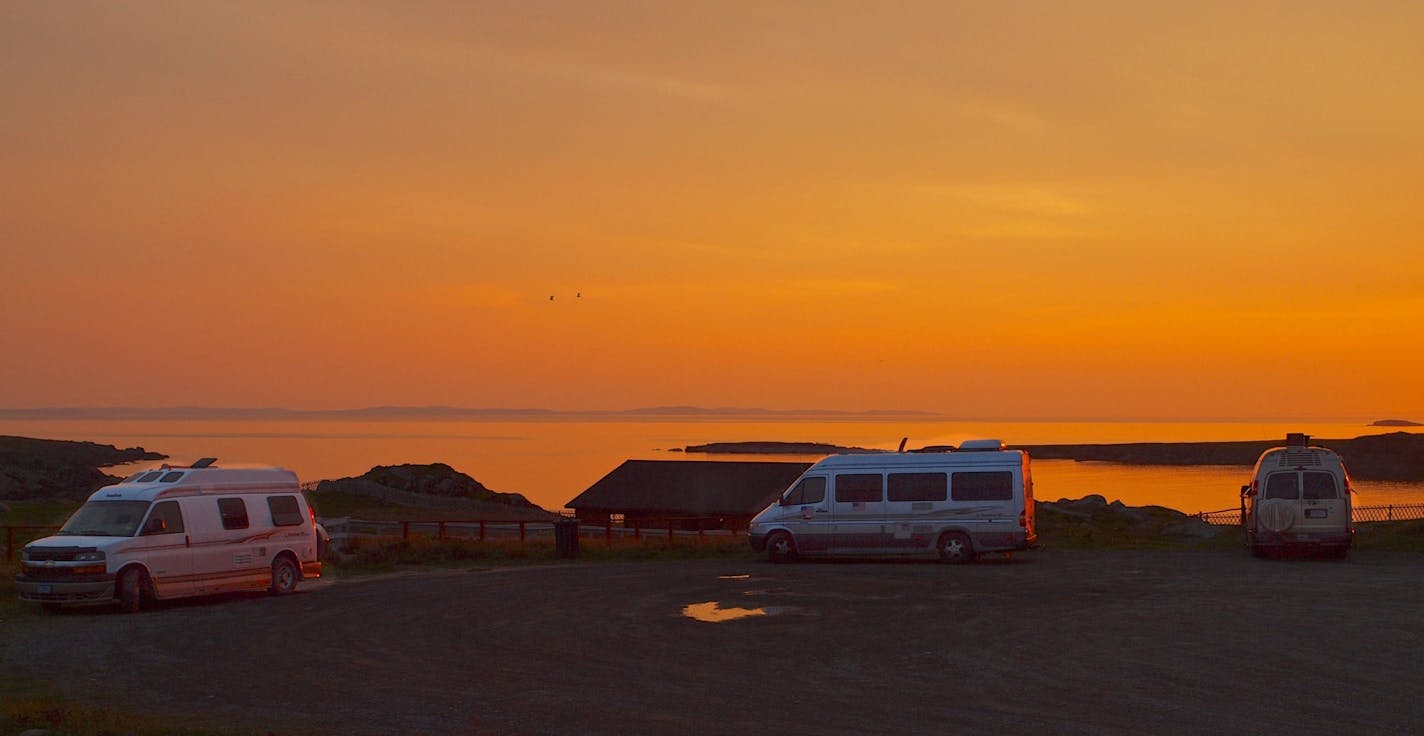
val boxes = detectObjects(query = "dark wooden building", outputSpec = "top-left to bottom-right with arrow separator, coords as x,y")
565,459 -> 812,531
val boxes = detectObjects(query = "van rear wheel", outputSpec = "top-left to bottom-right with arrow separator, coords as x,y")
270,556 -> 299,595
938,532 -> 974,564
766,531 -> 798,563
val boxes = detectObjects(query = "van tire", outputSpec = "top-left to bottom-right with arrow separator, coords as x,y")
271,556 -> 300,595
766,531 -> 798,563
938,532 -> 974,564
117,567 -> 146,613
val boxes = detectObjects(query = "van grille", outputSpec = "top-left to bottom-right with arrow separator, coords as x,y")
23,546 -> 88,562
1281,451 -> 1321,466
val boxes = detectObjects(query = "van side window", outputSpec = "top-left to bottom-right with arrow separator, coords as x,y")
138,471 -> 164,483
782,477 -> 826,506
835,474 -> 883,503
1302,472 -> 1338,500
267,496 -> 304,526
217,498 -> 250,530
1264,473 -> 1299,500
951,471 -> 1013,501
143,500 -> 185,535
887,472 -> 947,502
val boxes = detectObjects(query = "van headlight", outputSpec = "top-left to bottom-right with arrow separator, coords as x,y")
20,547 -> 32,562
75,550 -> 106,563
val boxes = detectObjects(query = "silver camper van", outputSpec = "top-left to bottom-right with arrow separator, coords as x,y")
15,459 -> 322,611
1241,434 -> 1353,558
748,440 -> 1036,563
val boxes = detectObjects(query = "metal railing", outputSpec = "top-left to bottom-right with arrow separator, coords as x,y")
1196,504 -> 1424,527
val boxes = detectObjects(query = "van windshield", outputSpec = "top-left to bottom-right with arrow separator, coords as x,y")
56,500 -> 151,537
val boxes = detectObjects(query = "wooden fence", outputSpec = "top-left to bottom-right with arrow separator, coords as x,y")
322,516 -> 746,546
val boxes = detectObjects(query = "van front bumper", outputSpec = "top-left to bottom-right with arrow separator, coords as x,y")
15,574 -> 116,605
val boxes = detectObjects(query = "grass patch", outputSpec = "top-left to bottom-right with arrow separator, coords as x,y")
0,676 -> 276,736
1354,519 -> 1424,552
0,499 -> 77,527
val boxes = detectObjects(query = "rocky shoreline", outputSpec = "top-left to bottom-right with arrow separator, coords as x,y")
0,435 -> 166,500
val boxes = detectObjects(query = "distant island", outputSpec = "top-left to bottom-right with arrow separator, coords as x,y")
1371,419 -> 1422,427
683,432 -> 1424,481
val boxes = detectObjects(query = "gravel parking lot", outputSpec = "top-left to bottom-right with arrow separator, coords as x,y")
3,549 -> 1422,735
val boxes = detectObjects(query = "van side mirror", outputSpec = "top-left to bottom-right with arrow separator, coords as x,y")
144,517 -> 167,534
1240,485 -> 1255,498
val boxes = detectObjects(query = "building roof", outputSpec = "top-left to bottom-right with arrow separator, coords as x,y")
566,460 -> 811,516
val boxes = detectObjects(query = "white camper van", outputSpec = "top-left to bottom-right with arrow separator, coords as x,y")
1241,434 -> 1353,558
15,459 -> 322,612
748,441 -> 1036,563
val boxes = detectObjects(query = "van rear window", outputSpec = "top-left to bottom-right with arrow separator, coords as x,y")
1264,473 -> 1299,500
888,472 -> 947,502
835,474 -> 883,503
1302,472 -> 1339,500
951,471 -> 1013,501
267,496 -> 305,526
217,498 -> 249,530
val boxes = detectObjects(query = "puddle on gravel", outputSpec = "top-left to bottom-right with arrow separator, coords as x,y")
717,574 -> 751,580
682,601 -> 783,622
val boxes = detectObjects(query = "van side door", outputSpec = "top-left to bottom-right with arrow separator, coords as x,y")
188,496 -> 266,593
137,500 -> 194,599
831,473 -> 886,552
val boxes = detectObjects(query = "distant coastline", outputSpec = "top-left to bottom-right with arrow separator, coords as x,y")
1371,419 -> 1423,427
0,405 -> 941,422
684,432 -> 1424,481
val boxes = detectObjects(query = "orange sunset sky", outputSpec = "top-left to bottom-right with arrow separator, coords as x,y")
2,2 -> 1421,420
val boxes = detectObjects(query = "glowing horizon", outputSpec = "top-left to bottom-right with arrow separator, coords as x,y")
3,3 -> 1421,420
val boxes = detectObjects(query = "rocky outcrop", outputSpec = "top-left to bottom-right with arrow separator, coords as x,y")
312,463 -> 556,520
0,436 -> 167,500
1036,494 -> 1224,545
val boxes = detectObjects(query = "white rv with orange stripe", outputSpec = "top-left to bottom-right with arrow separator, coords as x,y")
15,459 -> 321,612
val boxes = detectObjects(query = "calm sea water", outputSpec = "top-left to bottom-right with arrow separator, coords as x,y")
3,418 -> 1420,514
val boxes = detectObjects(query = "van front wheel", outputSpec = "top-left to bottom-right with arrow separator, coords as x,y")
938,532 -> 974,564
766,531 -> 798,563
117,567 -> 146,613
270,556 -> 299,595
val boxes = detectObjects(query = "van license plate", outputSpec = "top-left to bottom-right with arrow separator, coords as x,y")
1305,509 -> 1328,519
37,584 -> 52,594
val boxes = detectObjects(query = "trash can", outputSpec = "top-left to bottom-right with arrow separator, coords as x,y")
554,518 -> 580,558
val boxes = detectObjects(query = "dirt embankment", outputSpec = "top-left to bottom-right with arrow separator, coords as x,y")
4,551 -> 1422,735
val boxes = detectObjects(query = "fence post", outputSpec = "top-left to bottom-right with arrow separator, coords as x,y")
633,520 -> 641,540
438,521 -> 446,540
479,521 -> 486,542
402,521 -> 410,540
1389,505 -> 1393,522
667,523 -> 674,543
6,527 -> 12,561
605,518 -> 612,544
519,521 -> 526,542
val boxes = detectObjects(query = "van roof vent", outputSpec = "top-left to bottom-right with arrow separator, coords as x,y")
1281,451 -> 1321,466
958,439 -> 1006,452
190,457 -> 218,468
